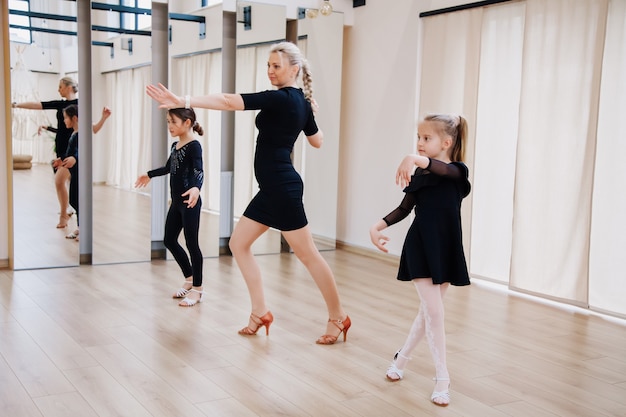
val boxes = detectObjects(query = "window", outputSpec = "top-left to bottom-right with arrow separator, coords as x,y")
106,0 -> 151,38
9,0 -> 32,44
121,0 -> 151,31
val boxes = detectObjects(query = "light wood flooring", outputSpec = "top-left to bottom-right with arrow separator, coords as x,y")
5,166 -> 626,417
1,247 -> 626,416
11,164 -> 280,269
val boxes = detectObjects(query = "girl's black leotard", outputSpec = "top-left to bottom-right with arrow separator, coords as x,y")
148,140 -> 204,287
148,141 -> 204,203
383,158 -> 472,286
240,87 -> 318,231
42,99 -> 78,157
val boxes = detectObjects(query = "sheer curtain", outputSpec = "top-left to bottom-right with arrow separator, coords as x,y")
589,0 -> 626,316
510,0 -> 607,303
102,66 -> 152,190
171,51 -> 222,213
470,2 -> 525,283
419,8 -> 482,255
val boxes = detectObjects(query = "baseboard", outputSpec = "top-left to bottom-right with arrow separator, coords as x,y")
335,240 -> 400,266
0,258 -> 9,269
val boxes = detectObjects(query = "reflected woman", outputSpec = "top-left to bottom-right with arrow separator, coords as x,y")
12,77 -> 111,228
146,41 -> 350,344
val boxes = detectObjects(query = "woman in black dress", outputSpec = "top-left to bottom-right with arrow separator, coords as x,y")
147,42 -> 349,343
369,114 -> 471,407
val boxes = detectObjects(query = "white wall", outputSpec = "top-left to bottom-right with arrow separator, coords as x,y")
336,0 -> 472,255
0,0 -> 475,265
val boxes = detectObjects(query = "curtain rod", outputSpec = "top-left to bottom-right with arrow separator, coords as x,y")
419,0 -> 513,18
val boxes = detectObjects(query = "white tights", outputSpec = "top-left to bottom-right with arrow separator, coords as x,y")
394,279 -> 450,381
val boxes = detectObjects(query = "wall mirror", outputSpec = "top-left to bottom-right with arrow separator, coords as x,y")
8,1 -> 223,269
93,2 -> 223,264
295,9 -> 343,251
10,0 -> 80,270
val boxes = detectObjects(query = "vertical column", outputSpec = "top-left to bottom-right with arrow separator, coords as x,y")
219,11 -> 236,254
1,0 -> 13,268
150,1 -> 169,259
77,0 -> 93,264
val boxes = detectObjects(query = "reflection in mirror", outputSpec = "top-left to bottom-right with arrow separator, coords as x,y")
91,4 -> 153,265
10,14 -> 80,269
234,1 -> 286,255
92,3 -> 224,264
295,11 -> 343,251
169,3 -> 223,260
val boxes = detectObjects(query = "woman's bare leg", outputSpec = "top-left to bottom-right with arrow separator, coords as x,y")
55,167 -> 71,228
282,225 -> 347,336
229,216 -> 270,325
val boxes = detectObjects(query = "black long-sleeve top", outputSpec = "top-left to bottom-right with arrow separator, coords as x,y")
383,158 -> 471,226
148,140 -> 204,203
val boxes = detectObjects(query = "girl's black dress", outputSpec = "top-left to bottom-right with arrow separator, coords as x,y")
240,87 -> 318,231
383,158 -> 471,286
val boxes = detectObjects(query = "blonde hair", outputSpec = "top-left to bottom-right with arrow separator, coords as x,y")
423,113 -> 467,162
60,76 -> 78,93
270,41 -> 313,101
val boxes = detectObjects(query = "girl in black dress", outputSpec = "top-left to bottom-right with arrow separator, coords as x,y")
369,114 -> 471,407
146,42 -> 350,342
135,108 -> 205,307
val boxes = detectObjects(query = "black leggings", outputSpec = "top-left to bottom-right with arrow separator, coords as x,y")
164,198 -> 203,287
69,169 -> 78,225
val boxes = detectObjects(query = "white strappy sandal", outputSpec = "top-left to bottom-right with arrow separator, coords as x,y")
431,377 -> 450,406
172,280 -> 193,298
178,288 -> 204,307
386,349 -> 409,381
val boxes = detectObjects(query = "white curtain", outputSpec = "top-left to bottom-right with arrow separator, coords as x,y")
589,0 -> 626,316
470,2 -> 526,283
11,70 -> 59,163
420,0 -> 626,317
171,51 -> 223,213
419,8 -> 482,257
233,44 -> 272,218
510,0 -> 607,303
102,65 -> 152,190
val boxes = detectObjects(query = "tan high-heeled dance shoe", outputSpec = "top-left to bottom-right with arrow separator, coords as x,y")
316,315 -> 351,345
57,214 -> 70,228
238,311 -> 274,336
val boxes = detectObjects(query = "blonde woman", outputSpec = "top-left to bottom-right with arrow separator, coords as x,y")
147,42 -> 350,344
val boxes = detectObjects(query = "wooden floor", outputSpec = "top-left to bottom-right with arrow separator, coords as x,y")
1,247 -> 626,417
12,164 -> 279,269
6,165 -> 626,416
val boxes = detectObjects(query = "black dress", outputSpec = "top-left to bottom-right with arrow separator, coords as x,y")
41,99 -> 78,157
383,158 -> 471,286
240,87 -> 318,231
